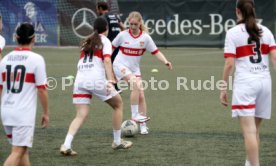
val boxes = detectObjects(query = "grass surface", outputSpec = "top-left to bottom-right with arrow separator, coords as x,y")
0,47 -> 276,165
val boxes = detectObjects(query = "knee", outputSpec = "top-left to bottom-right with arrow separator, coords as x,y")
129,77 -> 141,91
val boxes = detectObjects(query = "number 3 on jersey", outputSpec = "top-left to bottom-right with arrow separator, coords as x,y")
248,39 -> 262,63
6,65 -> 26,93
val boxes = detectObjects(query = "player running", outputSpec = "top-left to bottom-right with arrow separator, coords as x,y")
220,0 -> 276,165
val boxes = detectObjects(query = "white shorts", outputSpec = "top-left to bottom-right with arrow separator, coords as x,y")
4,126 -> 34,148
73,79 -> 119,104
113,64 -> 141,80
232,78 -> 271,119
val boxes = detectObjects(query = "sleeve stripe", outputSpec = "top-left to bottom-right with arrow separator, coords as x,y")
269,46 -> 276,51
151,49 -> 159,55
224,53 -> 236,58
37,84 -> 48,89
103,54 -> 111,59
112,45 -> 117,49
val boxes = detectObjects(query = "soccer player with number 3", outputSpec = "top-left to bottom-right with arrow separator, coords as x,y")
220,0 -> 276,165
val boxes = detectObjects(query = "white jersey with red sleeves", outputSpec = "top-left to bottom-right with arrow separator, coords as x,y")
75,34 -> 112,81
224,23 -> 276,81
112,29 -> 159,70
0,48 -> 47,126
0,35 -> 5,53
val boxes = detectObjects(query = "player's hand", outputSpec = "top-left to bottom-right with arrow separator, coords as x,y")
165,61 -> 172,70
106,80 -> 115,95
41,114 -> 49,129
220,90 -> 229,106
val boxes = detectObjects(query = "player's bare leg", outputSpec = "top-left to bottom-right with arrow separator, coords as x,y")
124,74 -> 149,123
106,94 -> 123,131
4,146 -> 28,166
19,149 -> 30,166
61,104 -> 89,156
240,117 -> 260,166
245,117 -> 262,166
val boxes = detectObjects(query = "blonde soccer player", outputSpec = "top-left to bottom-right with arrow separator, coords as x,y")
112,11 -> 172,134
0,23 -> 49,166
60,17 -> 132,155
220,0 -> 276,165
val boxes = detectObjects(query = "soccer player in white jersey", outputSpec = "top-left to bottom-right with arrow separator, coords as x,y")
112,11 -> 173,134
0,15 -> 6,59
220,0 -> 276,165
0,23 -> 49,166
60,17 -> 132,155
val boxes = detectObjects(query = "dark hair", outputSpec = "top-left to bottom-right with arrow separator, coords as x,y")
236,0 -> 262,42
16,23 -> 35,45
81,17 -> 108,53
97,1 -> 109,11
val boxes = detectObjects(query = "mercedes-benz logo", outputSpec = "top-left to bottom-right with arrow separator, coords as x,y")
72,8 -> 97,39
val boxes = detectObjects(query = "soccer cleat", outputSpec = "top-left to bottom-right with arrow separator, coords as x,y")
112,139 -> 133,150
131,114 -> 150,123
60,144 -> 77,156
140,126 -> 149,135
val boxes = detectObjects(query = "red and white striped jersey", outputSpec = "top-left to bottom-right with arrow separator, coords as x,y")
112,29 -> 159,70
0,35 -> 5,53
76,34 -> 111,81
0,48 -> 47,126
224,23 -> 276,81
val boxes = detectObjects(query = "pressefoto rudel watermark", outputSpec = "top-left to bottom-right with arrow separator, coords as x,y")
46,76 -> 233,91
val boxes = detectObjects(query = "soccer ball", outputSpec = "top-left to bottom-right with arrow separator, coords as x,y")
121,120 -> 138,137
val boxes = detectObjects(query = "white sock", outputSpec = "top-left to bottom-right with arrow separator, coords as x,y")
64,134 -> 74,149
245,160 -> 250,166
131,105 -> 139,118
113,130 -> 121,145
140,122 -> 147,128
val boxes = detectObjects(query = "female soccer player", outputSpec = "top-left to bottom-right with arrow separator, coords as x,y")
220,0 -> 276,165
60,17 -> 132,155
0,23 -> 49,166
112,11 -> 172,134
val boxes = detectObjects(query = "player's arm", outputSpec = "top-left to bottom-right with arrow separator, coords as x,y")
38,88 -> 49,128
154,51 -> 172,70
220,57 -> 235,106
35,57 -> 49,128
270,49 -> 276,70
104,56 -> 116,83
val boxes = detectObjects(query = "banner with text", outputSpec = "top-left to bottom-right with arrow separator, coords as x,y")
0,0 -> 58,46
118,0 -> 275,47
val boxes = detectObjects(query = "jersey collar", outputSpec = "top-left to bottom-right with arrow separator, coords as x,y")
15,47 -> 31,51
128,29 -> 143,39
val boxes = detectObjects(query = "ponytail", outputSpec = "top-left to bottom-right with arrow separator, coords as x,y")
80,17 -> 108,53
236,0 -> 262,42
81,30 -> 102,53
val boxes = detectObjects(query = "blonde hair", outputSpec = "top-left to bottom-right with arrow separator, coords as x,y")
127,11 -> 148,33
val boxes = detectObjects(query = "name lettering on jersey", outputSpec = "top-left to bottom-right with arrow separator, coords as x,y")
120,47 -> 146,56
250,65 -> 268,73
4,100 -> 15,106
78,64 -> 94,71
7,55 -> 28,61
